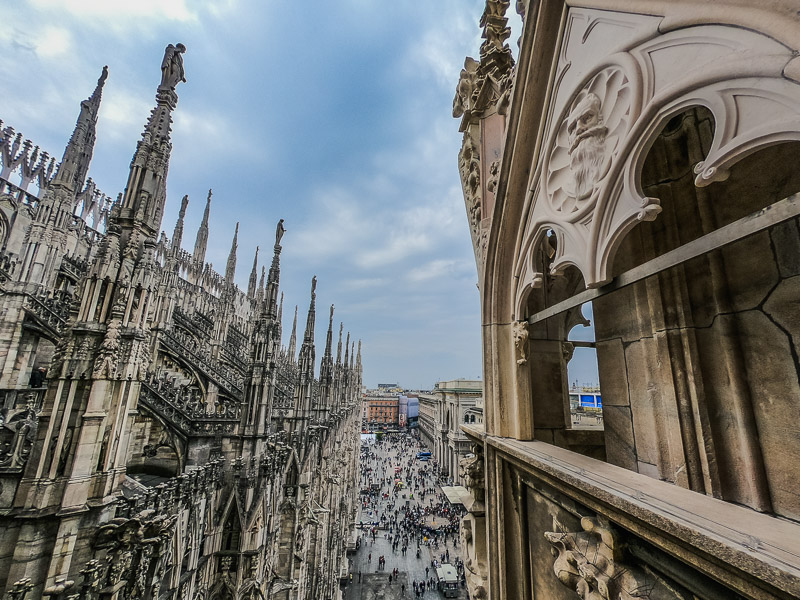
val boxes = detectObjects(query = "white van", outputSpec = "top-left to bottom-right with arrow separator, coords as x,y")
436,564 -> 459,598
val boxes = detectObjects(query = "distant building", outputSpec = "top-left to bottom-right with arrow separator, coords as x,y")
407,395 -> 419,428
418,379 -> 482,483
364,391 -> 399,429
398,394 -> 409,427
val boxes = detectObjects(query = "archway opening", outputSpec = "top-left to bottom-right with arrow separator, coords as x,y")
591,104 -> 800,516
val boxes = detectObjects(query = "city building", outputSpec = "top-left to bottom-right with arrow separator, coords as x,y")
418,379 -> 481,484
0,47 -> 363,600
363,392 -> 398,430
456,2 -> 800,599
405,394 -> 419,429
398,394 -> 408,427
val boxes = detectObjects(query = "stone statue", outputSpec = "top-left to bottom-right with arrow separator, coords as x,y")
275,218 -> 286,246
566,92 -> 607,201
513,320 -> 529,365
453,57 -> 479,118
459,448 -> 485,504
160,43 -> 187,90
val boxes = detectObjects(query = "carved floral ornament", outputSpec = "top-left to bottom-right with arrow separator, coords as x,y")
512,23 -> 800,318
545,516 -> 680,600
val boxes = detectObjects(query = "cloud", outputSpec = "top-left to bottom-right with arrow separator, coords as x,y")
406,258 -> 472,283
33,25 -> 73,58
99,87 -> 153,142
341,278 -> 389,291
30,0 -> 199,24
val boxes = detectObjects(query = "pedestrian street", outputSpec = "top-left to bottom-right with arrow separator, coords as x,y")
344,432 -> 469,599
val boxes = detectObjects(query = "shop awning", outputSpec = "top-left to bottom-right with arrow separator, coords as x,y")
441,485 -> 471,506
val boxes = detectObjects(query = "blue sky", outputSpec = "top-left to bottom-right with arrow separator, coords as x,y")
1,1 -> 598,390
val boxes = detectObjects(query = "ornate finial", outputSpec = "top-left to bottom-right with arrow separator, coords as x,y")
99,65 -> 109,85
311,275 -> 317,297
276,218 -> 286,246
179,194 -> 188,216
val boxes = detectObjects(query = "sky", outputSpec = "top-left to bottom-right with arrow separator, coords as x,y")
1,0 -> 598,391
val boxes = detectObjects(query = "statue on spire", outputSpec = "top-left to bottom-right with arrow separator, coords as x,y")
275,219 -> 286,246
160,43 -> 187,90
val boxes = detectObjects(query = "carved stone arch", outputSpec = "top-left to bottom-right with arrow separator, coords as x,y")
208,579 -> 236,600
513,21 -> 800,297
595,75 -> 800,284
220,496 -> 243,553
515,224 -> 582,319
127,405 -> 186,477
237,579 -> 265,600
156,344 -> 208,397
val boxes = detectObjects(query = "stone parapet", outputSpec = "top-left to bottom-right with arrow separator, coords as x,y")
484,435 -> 800,599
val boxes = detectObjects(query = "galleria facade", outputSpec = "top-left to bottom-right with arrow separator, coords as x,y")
456,1 -> 800,600
0,46 -> 362,599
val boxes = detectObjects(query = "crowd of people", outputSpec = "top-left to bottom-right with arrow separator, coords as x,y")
354,431 -> 468,597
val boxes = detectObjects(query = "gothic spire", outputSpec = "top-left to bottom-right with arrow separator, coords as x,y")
357,339 -> 362,369
225,222 -> 239,285
276,290 -> 284,346
118,43 -> 186,236
264,219 -> 283,320
324,305 -> 334,360
303,276 -> 317,346
53,65 -> 107,193
257,266 -> 266,304
298,276 -> 317,380
172,194 -> 189,253
288,305 -> 298,360
344,331 -> 350,368
350,341 -> 355,369
247,246 -> 259,297
193,189 -> 211,265
336,323 -> 343,366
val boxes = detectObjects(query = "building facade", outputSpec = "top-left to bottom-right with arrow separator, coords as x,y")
0,47 -> 363,600
456,2 -> 800,600
416,393 -> 437,450
417,380 -> 481,484
363,393 -> 398,430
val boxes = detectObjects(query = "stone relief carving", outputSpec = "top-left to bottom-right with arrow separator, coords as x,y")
93,315 -> 121,378
545,516 -> 680,600
458,135 -> 482,238
0,406 -> 37,471
545,67 -> 631,216
459,444 -> 488,600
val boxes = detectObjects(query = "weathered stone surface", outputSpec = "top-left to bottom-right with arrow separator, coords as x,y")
459,0 -> 800,598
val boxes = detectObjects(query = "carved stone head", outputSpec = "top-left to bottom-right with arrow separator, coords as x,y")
566,93 -> 608,201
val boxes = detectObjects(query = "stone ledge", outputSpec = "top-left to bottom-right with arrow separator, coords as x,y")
486,435 -> 800,599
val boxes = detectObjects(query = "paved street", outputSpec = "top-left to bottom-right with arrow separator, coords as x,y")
344,433 -> 469,600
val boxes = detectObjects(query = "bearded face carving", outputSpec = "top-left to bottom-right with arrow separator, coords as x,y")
566,93 -> 607,201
